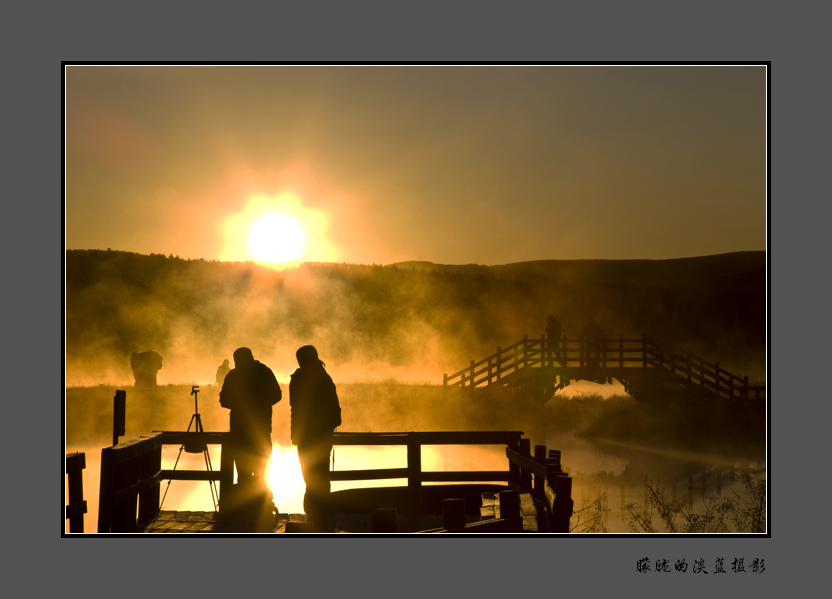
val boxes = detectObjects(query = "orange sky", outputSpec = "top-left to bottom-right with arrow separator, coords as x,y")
65,65 -> 767,265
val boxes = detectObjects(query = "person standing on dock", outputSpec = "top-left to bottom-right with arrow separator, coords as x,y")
219,347 -> 282,504
545,315 -> 563,367
290,345 -> 341,529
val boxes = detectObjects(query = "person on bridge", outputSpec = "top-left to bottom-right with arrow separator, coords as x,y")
545,315 -> 564,367
290,345 -> 342,530
219,347 -> 282,507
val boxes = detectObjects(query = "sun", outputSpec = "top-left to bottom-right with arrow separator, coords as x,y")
247,212 -> 306,263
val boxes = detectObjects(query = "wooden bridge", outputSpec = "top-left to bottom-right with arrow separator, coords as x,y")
444,334 -> 765,405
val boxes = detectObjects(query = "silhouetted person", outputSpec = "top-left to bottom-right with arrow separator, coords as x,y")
545,315 -> 563,367
290,345 -> 341,529
130,350 -> 162,387
216,359 -> 231,386
219,347 -> 282,507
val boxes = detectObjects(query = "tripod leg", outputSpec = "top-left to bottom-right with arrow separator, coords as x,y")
160,414 -> 198,510
195,414 -> 219,511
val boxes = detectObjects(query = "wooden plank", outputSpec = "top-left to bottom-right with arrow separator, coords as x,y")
154,431 -> 230,445
420,470 -> 510,483
65,501 -> 87,520
106,433 -> 163,463
505,447 -> 546,478
328,467 -> 409,481
111,471 -> 163,503
160,469 -> 224,482
332,431 -> 524,446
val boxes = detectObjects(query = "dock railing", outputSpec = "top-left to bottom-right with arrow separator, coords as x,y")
97,430 -> 233,533
66,452 -> 87,533
444,334 -> 765,402
329,431 -> 574,532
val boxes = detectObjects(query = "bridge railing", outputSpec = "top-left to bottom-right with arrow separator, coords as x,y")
642,338 -> 765,402
329,431 -> 574,532
443,334 -> 654,388
97,431 -> 233,533
66,452 -> 87,533
444,334 -> 765,402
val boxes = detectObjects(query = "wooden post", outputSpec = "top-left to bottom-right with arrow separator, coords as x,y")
407,440 -> 422,512
97,447 -> 115,532
551,475 -> 573,533
65,453 -> 86,533
113,450 -> 139,532
137,441 -> 161,526
508,438 -> 521,485
547,449 -> 562,474
442,498 -> 467,530
619,334 -> 624,368
534,445 -> 547,500
487,356 -> 493,384
714,361 -> 720,396
373,508 -> 398,533
519,438 -> 532,490
523,335 -> 529,369
499,490 -> 521,520
496,347 -> 502,380
113,390 -> 126,447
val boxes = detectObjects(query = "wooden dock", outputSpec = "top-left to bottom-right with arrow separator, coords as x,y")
79,424 -> 574,534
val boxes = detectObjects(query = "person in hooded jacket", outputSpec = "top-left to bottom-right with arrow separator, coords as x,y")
290,345 -> 341,527
219,347 -> 282,501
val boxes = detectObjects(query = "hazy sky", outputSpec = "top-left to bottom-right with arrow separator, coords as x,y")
65,64 -> 767,265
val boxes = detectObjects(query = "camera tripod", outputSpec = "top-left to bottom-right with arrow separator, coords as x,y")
160,385 -> 219,512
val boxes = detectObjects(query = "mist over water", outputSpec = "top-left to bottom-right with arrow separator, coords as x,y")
65,250 -> 767,387
65,251 -> 766,533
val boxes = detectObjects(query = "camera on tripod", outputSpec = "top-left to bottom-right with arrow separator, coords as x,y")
184,385 -> 208,453
160,385 -> 219,512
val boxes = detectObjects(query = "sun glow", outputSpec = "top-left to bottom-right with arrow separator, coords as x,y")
248,212 -> 305,264
268,446 -> 306,513
221,193 -> 339,266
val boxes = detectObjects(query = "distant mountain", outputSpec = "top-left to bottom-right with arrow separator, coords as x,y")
391,251 -> 765,287
65,250 -> 766,385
